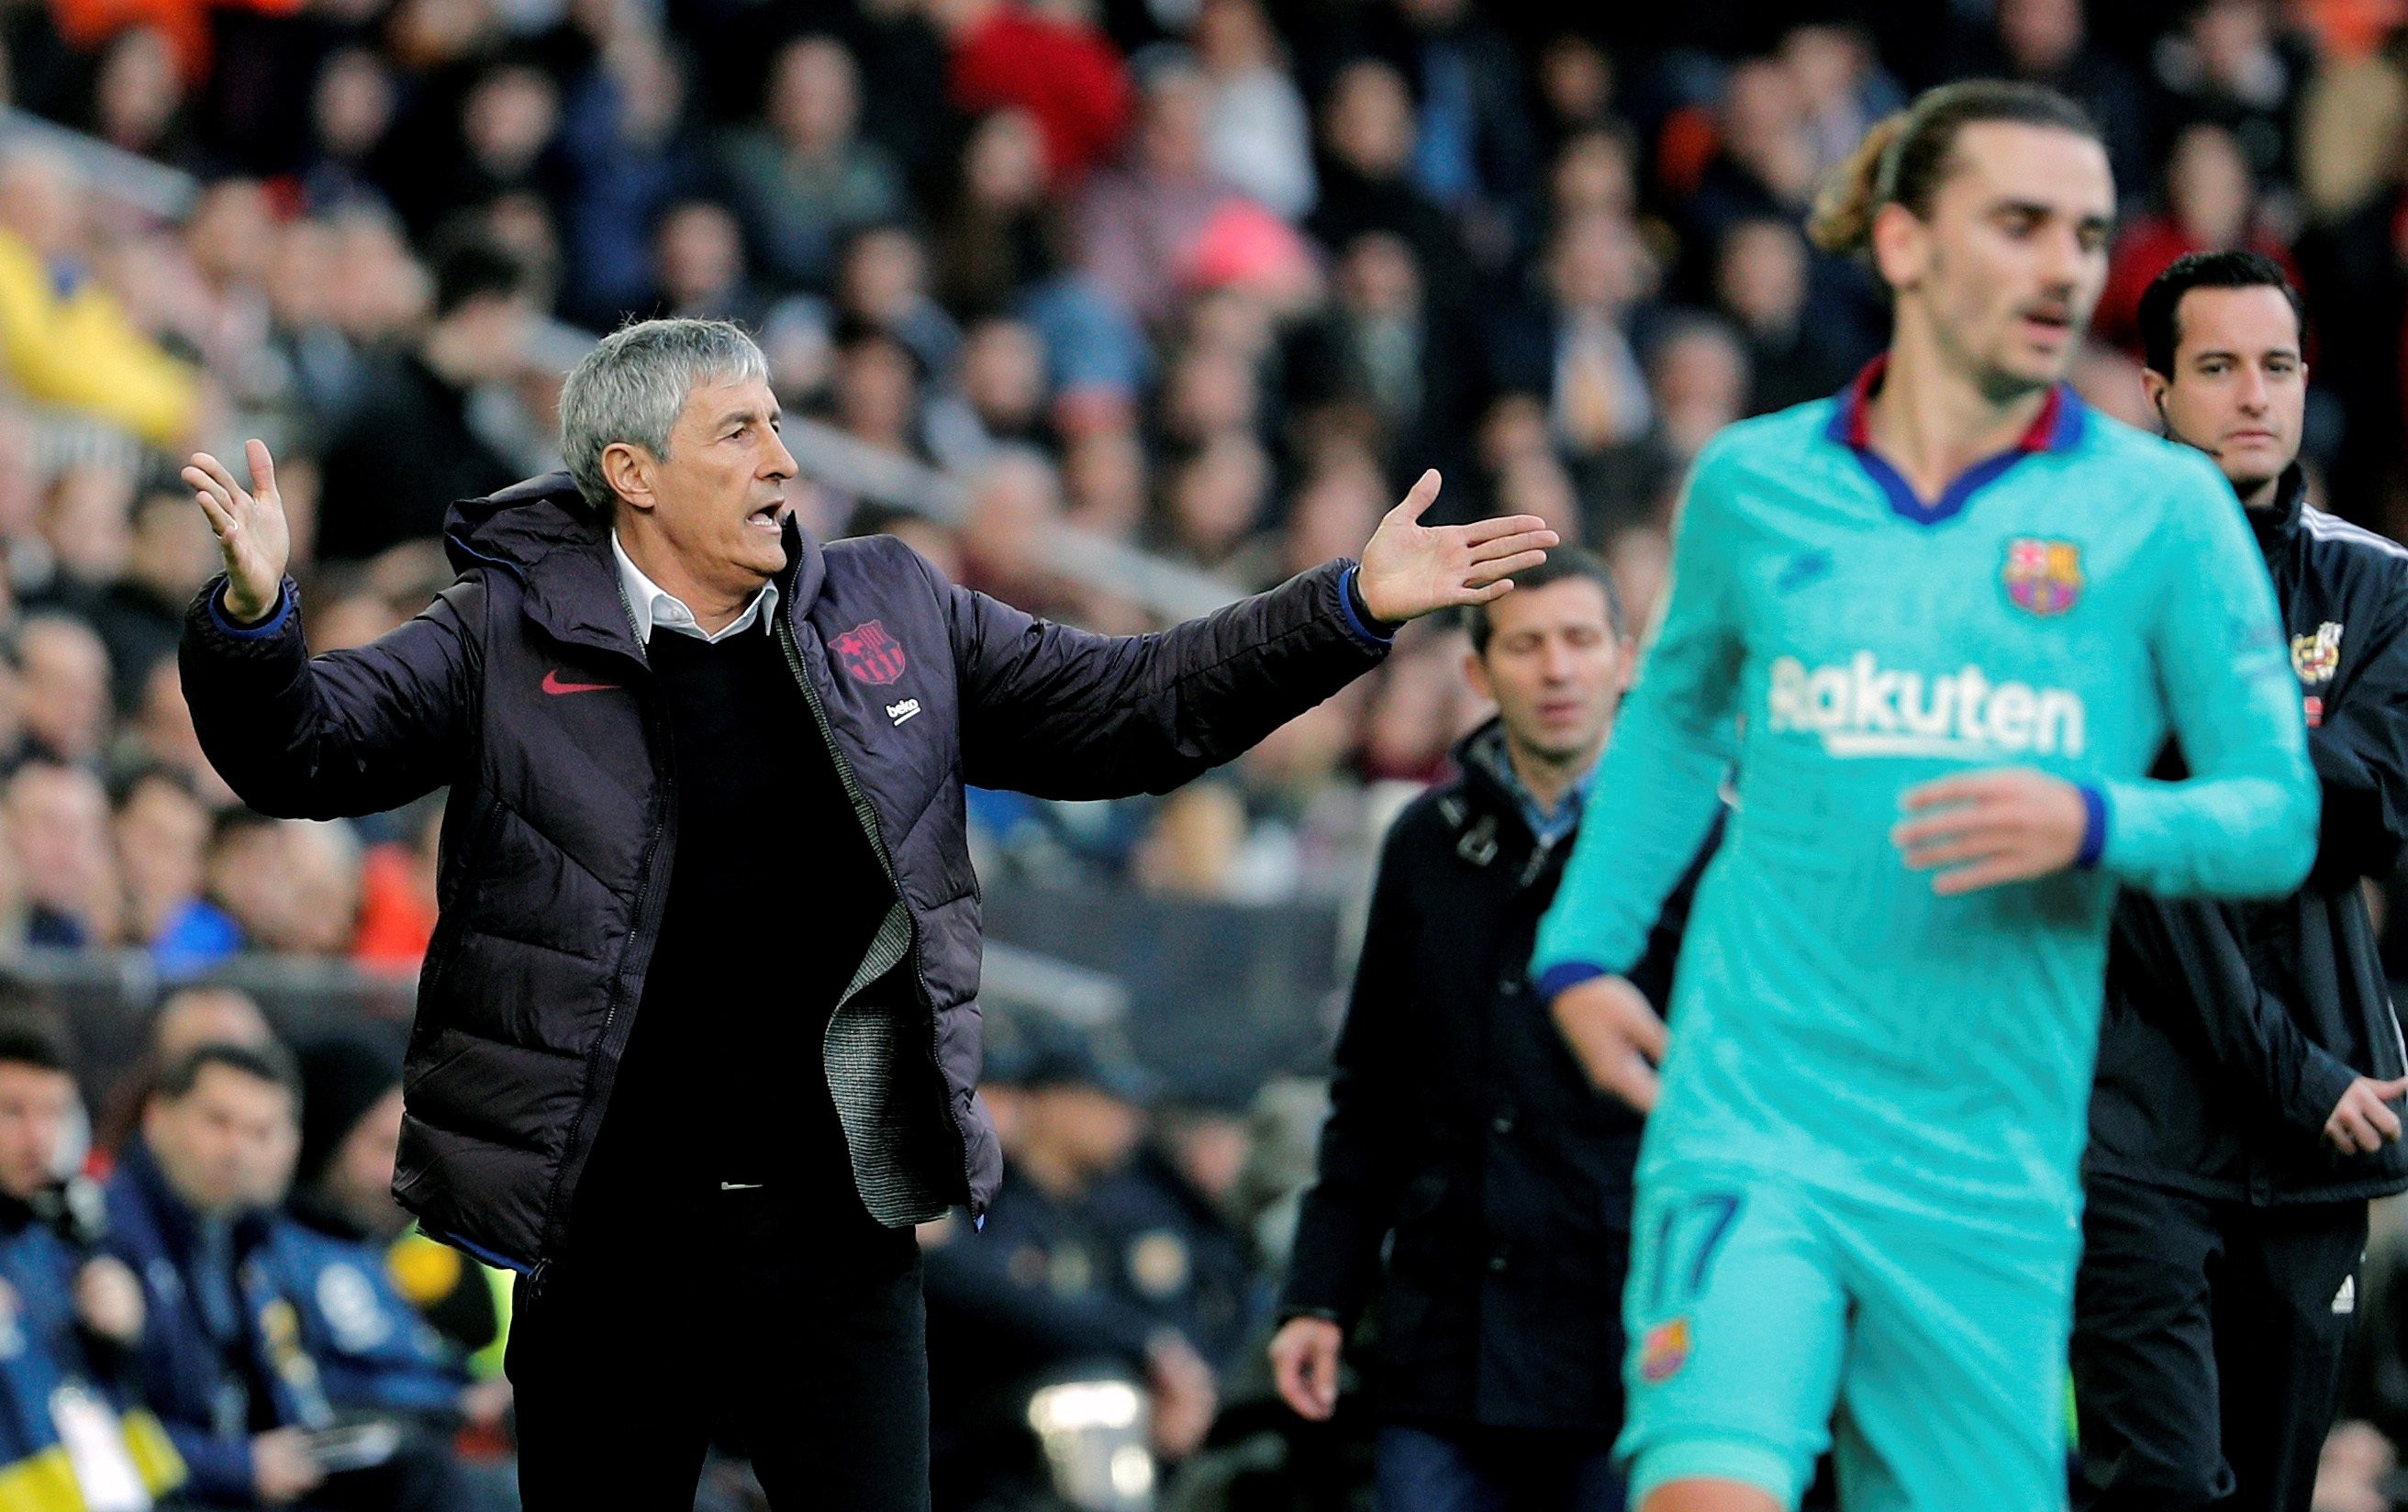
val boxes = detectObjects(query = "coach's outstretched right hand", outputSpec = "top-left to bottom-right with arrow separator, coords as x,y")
184,439 -> 291,625
1549,974 -> 1667,1112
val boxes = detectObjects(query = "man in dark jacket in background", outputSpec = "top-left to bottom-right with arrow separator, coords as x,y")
0,1016 -> 179,1506
175,316 -> 1555,1511
1269,549 -> 1714,1512
2075,250 -> 2408,1512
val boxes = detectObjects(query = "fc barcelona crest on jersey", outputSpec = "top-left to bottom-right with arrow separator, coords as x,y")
832,620 -> 908,684
1638,1317 -> 1692,1384
2002,538 -> 2084,617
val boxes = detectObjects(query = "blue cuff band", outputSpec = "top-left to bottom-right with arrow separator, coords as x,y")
2074,784 -> 2108,870
1535,962 -> 1611,1002
207,581 -> 293,639
1337,565 -> 1396,646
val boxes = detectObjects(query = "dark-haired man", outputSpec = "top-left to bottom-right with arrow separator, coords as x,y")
1270,550 -> 1716,1512
315,239 -> 537,562
103,1042 -> 330,1507
0,1016 -> 184,1505
2073,249 -> 2408,1512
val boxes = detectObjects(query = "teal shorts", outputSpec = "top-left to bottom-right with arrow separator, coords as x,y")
1618,1162 -> 2076,1512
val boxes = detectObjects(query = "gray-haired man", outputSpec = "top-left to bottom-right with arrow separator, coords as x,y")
176,318 -> 1555,1509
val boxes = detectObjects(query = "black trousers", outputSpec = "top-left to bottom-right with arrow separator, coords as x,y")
507,1184 -> 931,1512
2070,1170 -> 2367,1512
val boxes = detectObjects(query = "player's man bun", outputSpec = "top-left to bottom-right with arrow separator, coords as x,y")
1805,80 -> 2104,262
1806,111 -> 1908,255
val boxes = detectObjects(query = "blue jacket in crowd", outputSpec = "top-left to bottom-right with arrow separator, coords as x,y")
0,1193 -> 184,1508
102,1141 -> 331,1504
262,1217 -> 465,1418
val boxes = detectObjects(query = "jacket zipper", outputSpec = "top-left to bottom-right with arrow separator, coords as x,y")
528,576 -> 675,1298
777,617 -> 974,1205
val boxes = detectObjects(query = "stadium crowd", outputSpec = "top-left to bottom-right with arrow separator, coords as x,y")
10,0 -> 2408,1505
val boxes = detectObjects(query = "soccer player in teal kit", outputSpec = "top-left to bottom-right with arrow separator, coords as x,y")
1530,83 -> 2318,1512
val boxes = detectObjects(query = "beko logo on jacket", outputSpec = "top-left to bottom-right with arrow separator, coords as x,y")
1767,653 -> 2087,759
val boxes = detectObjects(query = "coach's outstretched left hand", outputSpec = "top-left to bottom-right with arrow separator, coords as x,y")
1355,470 -> 1558,624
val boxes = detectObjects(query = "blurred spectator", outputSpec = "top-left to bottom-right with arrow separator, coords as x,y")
0,150 -> 203,448
1644,315 -> 1750,474
830,321 -> 929,458
89,984 -> 275,1159
315,239 -> 537,562
718,35 -> 904,295
2151,0 -> 2310,187
353,794 -> 440,973
1089,1102 -> 1260,1374
18,613 -> 111,764
2097,120 -> 2301,351
206,811 -> 364,957
959,445 -> 1073,610
1062,425 -> 1149,538
131,655 -> 239,807
112,764 -> 227,968
1156,430 -> 1271,575
1547,127 -> 1639,227
1352,0 -> 1538,245
1194,0 -> 1314,222
933,107 -> 1063,317
90,484 -> 220,713
89,25 -> 194,163
8,761 -> 118,946
1781,23 -> 1902,182
560,28 -> 702,325
1310,58 -> 1475,316
835,224 -> 960,378
1684,57 -> 1822,256
151,986 -> 274,1065
104,1042 -> 326,1509
34,462 -> 136,595
301,48 -> 403,213
271,1024 -> 518,1497
649,199 -> 756,322
929,314 -> 1052,467
1279,448 -> 1388,581
936,0 -> 1134,186
0,1016 -> 180,1507
1713,216 -> 1863,414
923,1015 -> 1219,1502
1492,209 -> 1656,461
1533,34 -> 1618,150
1969,0 -> 2151,195
1078,57 -> 1250,331
1287,229 -> 1483,493
1358,620 -> 1477,784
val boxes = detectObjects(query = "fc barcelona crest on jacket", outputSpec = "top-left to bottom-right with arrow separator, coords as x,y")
832,620 -> 908,684
2291,621 -> 2343,684
2003,538 -> 2084,617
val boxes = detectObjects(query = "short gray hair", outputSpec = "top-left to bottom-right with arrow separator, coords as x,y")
559,318 -> 770,512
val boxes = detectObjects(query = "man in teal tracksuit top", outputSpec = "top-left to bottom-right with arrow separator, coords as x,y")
1530,82 -> 2317,1512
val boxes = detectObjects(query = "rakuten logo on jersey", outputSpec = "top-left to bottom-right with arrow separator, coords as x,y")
1767,653 -> 2087,759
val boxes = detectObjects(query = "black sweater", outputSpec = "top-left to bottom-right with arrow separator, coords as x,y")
577,618 -> 892,1228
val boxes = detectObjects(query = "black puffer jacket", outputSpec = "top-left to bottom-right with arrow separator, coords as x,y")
2090,466 -> 2408,1206
181,474 -> 1388,1275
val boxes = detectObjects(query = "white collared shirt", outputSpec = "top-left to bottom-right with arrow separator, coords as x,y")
611,532 -> 780,646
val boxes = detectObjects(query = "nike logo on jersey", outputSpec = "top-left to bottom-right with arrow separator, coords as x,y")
541,670 -> 616,695
1767,653 -> 2087,759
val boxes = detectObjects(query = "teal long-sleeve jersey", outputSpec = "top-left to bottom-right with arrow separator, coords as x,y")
1532,372 -> 2317,1228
